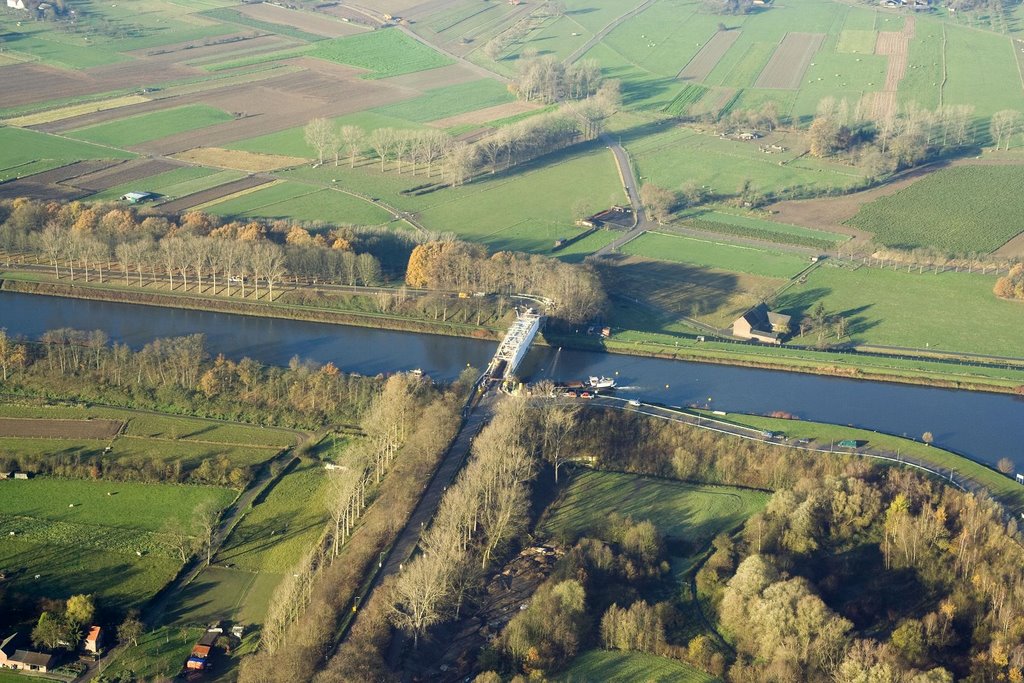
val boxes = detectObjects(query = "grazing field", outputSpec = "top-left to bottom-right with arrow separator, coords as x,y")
597,255 -> 785,328
415,146 -> 624,252
0,418 -> 121,439
100,626 -> 204,682
67,105 -> 236,147
371,79 -> 514,123
307,29 -> 454,78
0,127 -> 134,178
0,403 -> 296,448
216,460 -> 329,573
776,264 -> 1024,357
0,478 -> 234,610
623,232 -> 810,279
629,125 -> 868,199
168,565 -> 281,625
837,29 -> 878,54
754,33 -> 825,89
539,469 -> 768,551
846,166 -> 1024,253
558,650 -> 715,683
202,181 -> 392,225
942,23 -> 1024,118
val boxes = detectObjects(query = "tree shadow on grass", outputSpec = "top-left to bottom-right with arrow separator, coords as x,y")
596,254 -> 740,320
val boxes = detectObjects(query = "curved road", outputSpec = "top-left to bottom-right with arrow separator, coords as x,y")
596,135 -> 652,256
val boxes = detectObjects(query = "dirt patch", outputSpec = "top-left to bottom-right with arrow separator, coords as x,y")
427,101 -> 539,128
237,3 -> 363,37
678,30 -> 740,82
0,417 -> 122,440
0,64 -> 107,109
70,158 -> 182,192
156,176 -> 271,213
131,63 -> 418,155
994,230 -> 1024,258
0,160 -> 121,201
871,16 -> 915,120
754,32 -> 825,89
860,90 -> 898,122
174,148 -> 307,172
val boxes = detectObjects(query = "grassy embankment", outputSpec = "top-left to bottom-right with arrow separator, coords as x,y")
690,409 -> 1024,513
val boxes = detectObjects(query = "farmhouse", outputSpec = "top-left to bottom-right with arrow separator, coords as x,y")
0,634 -> 57,673
732,303 -> 791,344
84,626 -> 103,654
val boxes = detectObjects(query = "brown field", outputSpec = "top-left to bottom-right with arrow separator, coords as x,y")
70,159 -> 182,192
0,64 -> 110,109
237,3 -> 364,37
994,230 -> 1024,258
0,418 -> 122,440
870,16 -> 915,121
132,34 -> 294,66
690,86 -> 736,117
678,30 -> 741,82
598,254 -> 785,328
37,97 -> 192,134
156,176 -> 272,213
427,101 -> 539,128
132,62 -> 419,155
0,161 -> 120,201
860,90 -> 897,121
754,32 -> 825,89
174,148 -> 307,172
378,63 -> 483,90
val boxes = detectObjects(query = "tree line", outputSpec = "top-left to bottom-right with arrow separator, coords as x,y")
304,80 -> 619,187
238,374 -> 465,683
405,240 -> 606,324
0,326 -> 378,439
0,199 -> 397,297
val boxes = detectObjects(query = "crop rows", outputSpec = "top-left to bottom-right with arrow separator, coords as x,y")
847,166 -> 1024,254
685,218 -> 839,250
664,84 -> 709,117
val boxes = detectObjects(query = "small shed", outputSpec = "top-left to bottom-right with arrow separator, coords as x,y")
119,191 -> 155,204
12,472 -> 29,480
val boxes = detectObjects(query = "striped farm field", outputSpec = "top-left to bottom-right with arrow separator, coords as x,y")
847,165 -> 1024,253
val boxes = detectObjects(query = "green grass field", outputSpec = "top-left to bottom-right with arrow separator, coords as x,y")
372,79 -> 514,123
0,403 -> 296,447
623,232 -> 810,279
101,625 -> 205,681
0,127 -> 134,178
90,167 -> 242,202
216,460 -> 329,573
229,110 -> 427,158
67,105 -> 235,147
847,166 -> 1024,254
777,263 -> 1024,357
558,649 -> 716,683
539,469 -> 768,555
629,126 -> 868,199
202,181 -> 392,225
307,29 -> 453,78
0,478 -> 234,610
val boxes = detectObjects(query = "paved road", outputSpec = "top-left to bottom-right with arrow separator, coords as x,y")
595,136 -> 652,256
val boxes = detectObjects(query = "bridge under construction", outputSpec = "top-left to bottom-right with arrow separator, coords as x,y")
487,308 -> 543,381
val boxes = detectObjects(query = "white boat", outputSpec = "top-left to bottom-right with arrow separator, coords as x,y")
588,376 -> 616,389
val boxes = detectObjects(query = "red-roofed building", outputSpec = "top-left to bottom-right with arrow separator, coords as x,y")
85,626 -> 103,654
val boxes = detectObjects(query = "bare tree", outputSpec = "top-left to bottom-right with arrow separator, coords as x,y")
389,549 -> 452,647
990,110 -> 1021,151
304,117 -> 337,164
370,127 -> 397,172
338,125 -> 365,168
538,402 -> 581,483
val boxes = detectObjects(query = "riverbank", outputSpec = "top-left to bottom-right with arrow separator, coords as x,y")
687,409 -> 1024,513
4,270 -> 1024,394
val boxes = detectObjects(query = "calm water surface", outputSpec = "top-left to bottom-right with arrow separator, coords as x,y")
2,291 -> 1021,469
